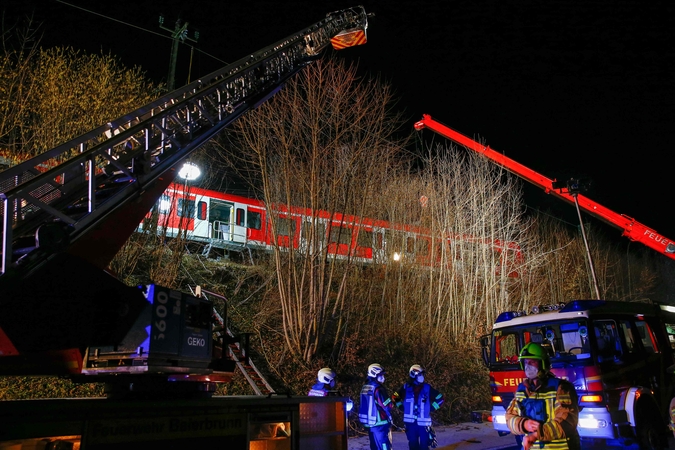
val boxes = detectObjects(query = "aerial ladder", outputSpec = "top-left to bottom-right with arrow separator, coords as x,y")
414,114 -> 675,260
0,8 -> 369,449
0,6 -> 368,375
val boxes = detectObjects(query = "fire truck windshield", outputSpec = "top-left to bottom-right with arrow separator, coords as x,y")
491,320 -> 593,367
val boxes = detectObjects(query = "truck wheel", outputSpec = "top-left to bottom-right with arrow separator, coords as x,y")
636,411 -> 667,450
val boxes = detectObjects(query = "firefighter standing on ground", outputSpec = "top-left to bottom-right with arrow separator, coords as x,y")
308,367 -> 354,411
308,367 -> 338,397
359,363 -> 394,450
393,364 -> 444,450
505,342 -> 580,450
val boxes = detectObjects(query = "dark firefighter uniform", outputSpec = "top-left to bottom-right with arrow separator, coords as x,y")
359,364 -> 394,450
505,373 -> 580,450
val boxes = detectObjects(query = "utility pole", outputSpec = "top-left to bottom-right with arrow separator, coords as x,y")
158,14 -> 199,91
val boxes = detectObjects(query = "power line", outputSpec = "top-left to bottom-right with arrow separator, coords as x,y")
55,0 -> 165,39
54,0 -> 228,66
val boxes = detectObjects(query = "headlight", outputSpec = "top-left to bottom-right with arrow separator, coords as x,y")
578,417 -> 607,429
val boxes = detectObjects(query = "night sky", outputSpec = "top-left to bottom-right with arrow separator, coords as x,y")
5,0 -> 675,248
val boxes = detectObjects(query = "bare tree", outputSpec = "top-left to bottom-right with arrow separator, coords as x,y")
216,57 -> 407,362
365,147 -> 539,359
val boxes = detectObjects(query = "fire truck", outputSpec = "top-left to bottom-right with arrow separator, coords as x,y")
414,115 -> 675,449
481,300 -> 675,449
0,7 -> 369,449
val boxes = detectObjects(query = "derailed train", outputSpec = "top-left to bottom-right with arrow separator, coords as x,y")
144,182 -> 523,277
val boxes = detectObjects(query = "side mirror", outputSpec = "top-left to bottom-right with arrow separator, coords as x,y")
479,334 -> 491,367
480,335 -> 490,347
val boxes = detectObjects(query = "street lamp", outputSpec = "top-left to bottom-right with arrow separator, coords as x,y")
178,162 -> 201,181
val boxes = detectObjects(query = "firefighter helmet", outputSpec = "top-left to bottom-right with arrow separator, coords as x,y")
367,363 -> 385,378
409,364 -> 425,378
518,342 -> 550,371
317,367 -> 337,385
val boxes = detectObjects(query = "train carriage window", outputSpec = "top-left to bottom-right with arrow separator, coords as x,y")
197,201 -> 207,220
158,194 -> 172,214
375,231 -> 384,250
406,236 -> 415,254
416,237 -> 429,256
301,222 -> 325,246
236,208 -> 245,227
276,217 -> 295,236
177,199 -> 195,218
329,225 -> 351,245
356,229 -> 373,249
209,201 -> 231,223
247,211 -> 262,230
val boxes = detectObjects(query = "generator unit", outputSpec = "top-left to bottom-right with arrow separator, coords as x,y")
83,284 -> 213,376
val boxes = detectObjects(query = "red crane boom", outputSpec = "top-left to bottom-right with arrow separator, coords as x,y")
414,114 -> 675,260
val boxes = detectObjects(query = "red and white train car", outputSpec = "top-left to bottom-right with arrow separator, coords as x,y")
141,183 -> 523,277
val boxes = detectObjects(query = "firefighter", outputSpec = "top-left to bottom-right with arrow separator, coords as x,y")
308,367 -> 337,396
393,364 -> 444,450
505,342 -> 580,450
308,367 -> 354,412
358,363 -> 394,450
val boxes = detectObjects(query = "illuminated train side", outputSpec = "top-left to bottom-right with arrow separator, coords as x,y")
143,183 -> 523,276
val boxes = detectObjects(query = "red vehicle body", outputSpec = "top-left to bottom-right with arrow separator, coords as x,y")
145,182 -> 524,275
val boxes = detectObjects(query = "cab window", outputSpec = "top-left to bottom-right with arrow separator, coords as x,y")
635,320 -> 659,354
594,320 -> 624,363
665,322 -> 675,350
494,332 -> 519,364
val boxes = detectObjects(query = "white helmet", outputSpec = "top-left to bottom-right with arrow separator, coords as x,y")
409,364 -> 425,378
317,367 -> 336,385
368,363 -> 385,378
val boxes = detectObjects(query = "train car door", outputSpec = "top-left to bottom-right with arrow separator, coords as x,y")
232,204 -> 247,244
209,199 -> 233,241
193,195 -> 210,239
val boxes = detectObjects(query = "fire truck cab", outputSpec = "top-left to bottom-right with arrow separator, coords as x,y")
481,300 -> 675,449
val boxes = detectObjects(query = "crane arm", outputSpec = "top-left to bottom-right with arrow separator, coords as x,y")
414,114 -> 675,260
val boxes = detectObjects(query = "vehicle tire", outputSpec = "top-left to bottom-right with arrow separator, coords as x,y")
636,408 -> 668,450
